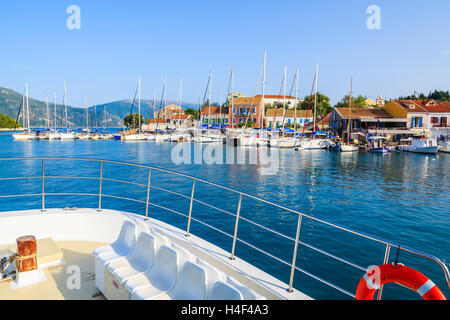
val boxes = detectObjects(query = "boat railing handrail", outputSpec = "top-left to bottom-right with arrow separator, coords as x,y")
0,157 -> 449,299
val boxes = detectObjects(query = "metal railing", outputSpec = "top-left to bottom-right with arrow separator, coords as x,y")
0,157 -> 449,299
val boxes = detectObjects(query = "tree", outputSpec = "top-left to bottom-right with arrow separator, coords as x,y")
0,113 -> 20,128
397,90 -> 449,101
297,92 -> 332,116
184,108 -> 200,119
123,113 -> 144,129
335,95 -> 367,109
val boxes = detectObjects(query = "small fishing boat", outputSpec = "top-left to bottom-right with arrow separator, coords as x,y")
367,136 -> 389,153
404,137 -> 439,154
340,144 -> 359,152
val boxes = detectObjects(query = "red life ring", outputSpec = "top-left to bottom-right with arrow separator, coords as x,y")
356,264 -> 447,300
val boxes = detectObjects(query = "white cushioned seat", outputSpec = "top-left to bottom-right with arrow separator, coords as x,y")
94,220 -> 137,294
209,281 -> 243,300
195,258 -> 223,298
226,276 -> 266,300
94,220 -> 136,259
158,261 -> 207,300
106,233 -> 156,283
128,245 -> 179,300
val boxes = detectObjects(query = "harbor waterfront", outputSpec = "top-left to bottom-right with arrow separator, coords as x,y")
1,131 -> 448,299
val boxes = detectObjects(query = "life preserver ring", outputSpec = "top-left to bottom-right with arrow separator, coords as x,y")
356,264 -> 447,300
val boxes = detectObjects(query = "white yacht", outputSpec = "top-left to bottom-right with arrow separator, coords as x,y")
60,132 -> 75,140
0,158 -> 448,301
404,137 -> 439,154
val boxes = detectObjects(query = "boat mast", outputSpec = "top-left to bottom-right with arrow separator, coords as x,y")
179,78 -> 183,127
54,91 -> 57,132
347,76 -> 353,144
261,51 -> 267,135
314,64 -> 318,132
25,83 -> 30,133
295,68 -> 299,138
138,76 -> 141,134
282,65 -> 287,137
64,82 -> 68,133
46,95 -> 50,130
208,72 -> 212,130
231,67 -> 235,129
85,97 -> 89,132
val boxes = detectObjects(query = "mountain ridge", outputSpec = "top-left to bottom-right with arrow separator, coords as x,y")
0,87 -> 197,128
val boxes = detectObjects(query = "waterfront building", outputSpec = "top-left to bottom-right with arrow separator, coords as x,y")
153,104 -> 185,121
255,95 -> 303,109
384,100 -> 450,138
265,109 -> 313,128
229,96 -> 262,127
171,114 -> 193,128
329,107 -> 410,142
201,106 -> 230,126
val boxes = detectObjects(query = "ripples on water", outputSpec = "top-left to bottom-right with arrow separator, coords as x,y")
0,132 -> 448,299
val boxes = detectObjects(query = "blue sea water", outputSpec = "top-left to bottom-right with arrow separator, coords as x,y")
0,130 -> 448,300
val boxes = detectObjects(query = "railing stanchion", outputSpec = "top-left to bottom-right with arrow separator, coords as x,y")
145,168 -> 152,221
41,159 -> 46,213
230,193 -> 243,260
98,160 -> 103,212
186,180 -> 196,237
288,214 -> 303,292
377,244 -> 391,300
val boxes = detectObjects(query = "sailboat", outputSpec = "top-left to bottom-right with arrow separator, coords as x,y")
123,77 -> 148,141
13,84 -> 36,141
146,90 -> 157,141
298,64 -> 330,150
48,92 -> 61,140
195,72 -> 220,144
340,77 -> 359,152
60,82 -> 75,140
255,52 -> 270,147
79,97 -> 91,140
277,66 -> 299,149
36,96 -> 50,140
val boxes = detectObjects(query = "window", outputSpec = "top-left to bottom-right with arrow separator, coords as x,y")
431,117 -> 439,124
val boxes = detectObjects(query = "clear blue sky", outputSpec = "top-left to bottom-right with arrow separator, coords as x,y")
1,0 -> 449,107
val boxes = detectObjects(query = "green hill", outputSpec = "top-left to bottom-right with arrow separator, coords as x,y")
0,87 -> 197,128
0,113 -> 20,128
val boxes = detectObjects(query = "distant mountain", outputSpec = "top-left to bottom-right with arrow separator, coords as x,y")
0,87 -> 197,128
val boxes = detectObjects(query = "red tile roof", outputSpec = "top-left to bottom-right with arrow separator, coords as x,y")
335,108 -> 391,118
393,100 -> 450,113
171,114 -> 191,120
254,95 -> 298,100
201,106 -> 227,115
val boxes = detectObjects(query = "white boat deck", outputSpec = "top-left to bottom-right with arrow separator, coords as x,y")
0,241 -> 106,300
0,208 -> 312,300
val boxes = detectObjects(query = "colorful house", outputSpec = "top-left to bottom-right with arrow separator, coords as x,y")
265,109 -> 313,128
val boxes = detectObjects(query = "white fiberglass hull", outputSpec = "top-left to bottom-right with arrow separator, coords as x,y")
239,136 -> 257,146
60,133 -> 75,140
48,133 -> 61,140
277,138 -> 296,149
340,145 -> 359,152
123,134 -> 147,141
155,135 -> 168,142
13,133 -> 36,141
299,139 -> 329,150
405,146 -> 439,154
